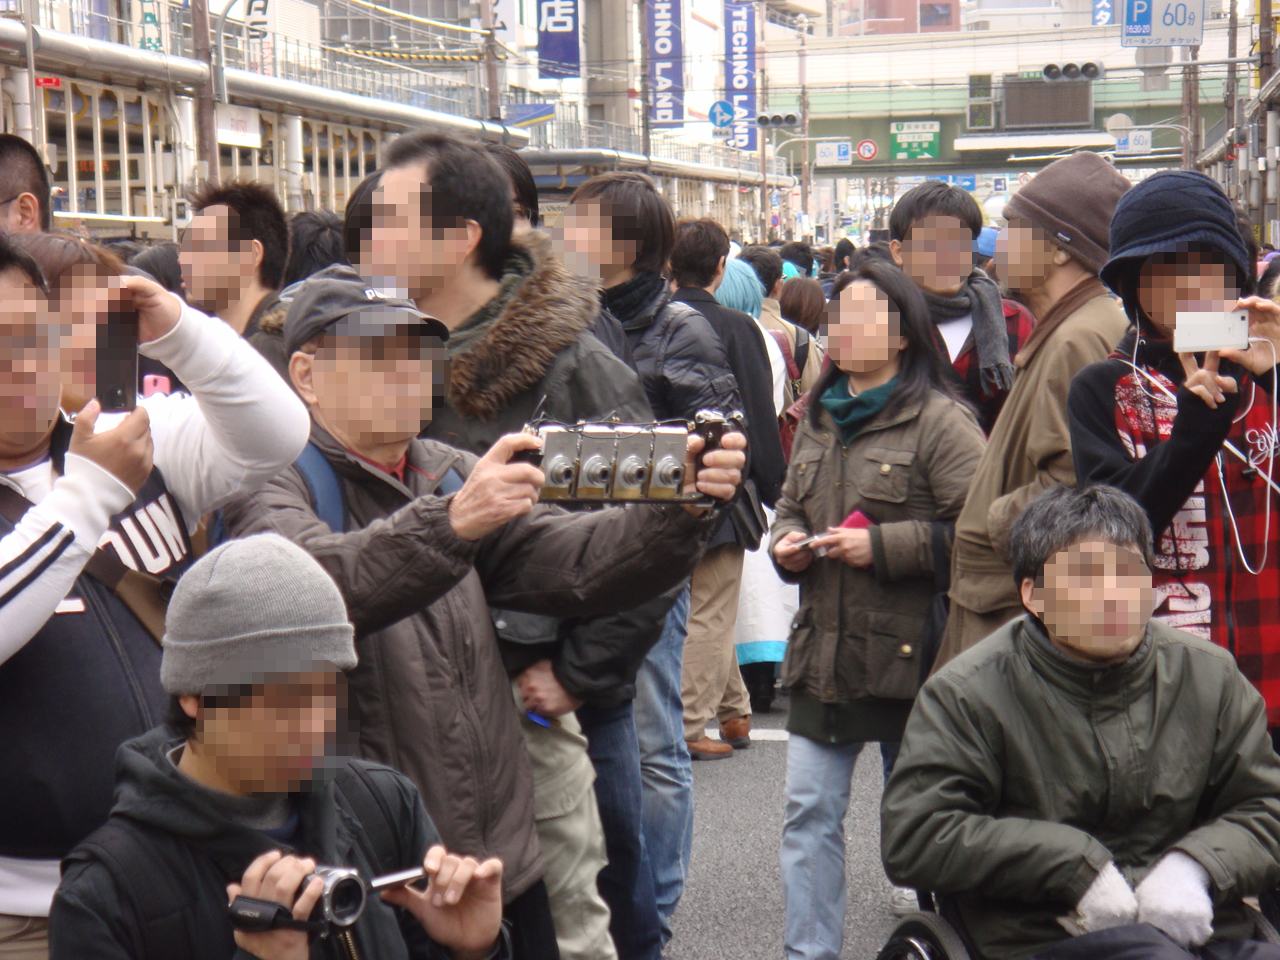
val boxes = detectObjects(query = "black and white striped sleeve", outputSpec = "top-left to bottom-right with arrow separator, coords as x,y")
0,456 -> 134,664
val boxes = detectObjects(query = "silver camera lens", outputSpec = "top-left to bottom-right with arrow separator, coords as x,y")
581,455 -> 613,488
307,866 -> 366,928
617,456 -> 648,488
653,457 -> 684,488
546,455 -> 576,488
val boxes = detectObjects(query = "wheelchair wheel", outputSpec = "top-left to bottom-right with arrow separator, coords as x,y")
874,911 -> 973,960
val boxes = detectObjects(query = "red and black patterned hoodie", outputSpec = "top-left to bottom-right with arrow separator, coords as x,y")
1068,328 -> 1280,724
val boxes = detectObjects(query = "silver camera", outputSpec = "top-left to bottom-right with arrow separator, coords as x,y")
647,426 -> 688,500
307,865 -> 367,928
515,410 -> 742,504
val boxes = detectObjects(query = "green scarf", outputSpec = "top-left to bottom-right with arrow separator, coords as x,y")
819,375 -> 898,444
446,247 -> 536,358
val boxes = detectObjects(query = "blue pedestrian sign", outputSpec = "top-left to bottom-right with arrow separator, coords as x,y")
709,100 -> 736,129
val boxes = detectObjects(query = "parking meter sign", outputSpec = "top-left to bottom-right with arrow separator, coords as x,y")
1123,0 -> 1204,46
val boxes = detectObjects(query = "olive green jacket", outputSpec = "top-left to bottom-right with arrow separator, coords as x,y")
769,388 -> 984,707
882,615 -> 1280,959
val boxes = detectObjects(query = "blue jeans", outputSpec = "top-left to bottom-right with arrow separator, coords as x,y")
633,582 -> 693,944
780,734 -> 899,960
578,702 -> 663,960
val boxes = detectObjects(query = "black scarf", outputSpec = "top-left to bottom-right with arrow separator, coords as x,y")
923,271 -> 1014,398
603,271 -> 667,327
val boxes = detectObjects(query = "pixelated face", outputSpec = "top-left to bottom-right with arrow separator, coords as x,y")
824,280 -> 906,375
302,331 -> 441,444
179,204 -> 256,314
50,265 -> 118,407
997,218 -> 1056,295
191,670 -> 342,794
558,200 -> 637,282
1137,249 -> 1240,338
1025,539 -> 1153,663
368,164 -> 475,299
898,215 -> 973,295
0,267 -> 59,456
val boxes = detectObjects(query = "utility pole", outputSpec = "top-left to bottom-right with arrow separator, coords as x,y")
1182,44 -> 1192,168
192,0 -> 219,184
799,17 -> 810,241
758,0 -> 768,240
1263,0 -> 1275,85
1183,45 -> 1200,170
639,0 -> 652,168
481,0 -> 502,120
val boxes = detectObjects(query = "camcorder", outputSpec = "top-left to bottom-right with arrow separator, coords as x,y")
228,864 -> 427,937
513,409 -> 744,504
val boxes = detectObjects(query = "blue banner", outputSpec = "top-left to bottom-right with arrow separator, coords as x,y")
648,0 -> 685,127
537,0 -> 580,79
724,0 -> 756,151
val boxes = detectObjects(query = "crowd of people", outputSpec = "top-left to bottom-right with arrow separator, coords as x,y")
4,123 -> 1280,960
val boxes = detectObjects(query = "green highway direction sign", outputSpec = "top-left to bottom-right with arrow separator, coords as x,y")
890,120 -> 941,160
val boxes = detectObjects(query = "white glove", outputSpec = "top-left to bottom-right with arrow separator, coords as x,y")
1074,862 -> 1139,933
1135,851 -> 1214,949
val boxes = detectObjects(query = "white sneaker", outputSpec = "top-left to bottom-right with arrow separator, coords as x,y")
889,886 -> 918,916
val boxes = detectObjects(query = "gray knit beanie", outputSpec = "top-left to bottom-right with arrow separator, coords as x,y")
161,534 -> 356,695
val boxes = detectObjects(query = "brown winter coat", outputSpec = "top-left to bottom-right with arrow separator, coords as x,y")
222,424 -> 713,901
939,281 -> 1128,667
769,387 -> 984,718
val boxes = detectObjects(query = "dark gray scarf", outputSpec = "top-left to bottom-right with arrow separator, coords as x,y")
923,270 -> 1014,398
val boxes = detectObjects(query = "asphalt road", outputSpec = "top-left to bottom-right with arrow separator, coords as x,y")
665,690 -> 901,960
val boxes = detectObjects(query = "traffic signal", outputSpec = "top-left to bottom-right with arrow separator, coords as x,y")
1043,62 -> 1104,81
757,113 -> 800,128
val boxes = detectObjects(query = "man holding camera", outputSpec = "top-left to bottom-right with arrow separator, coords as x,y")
50,534 -> 507,960
0,234 -> 309,958
220,274 -> 746,958
1069,170 -> 1280,749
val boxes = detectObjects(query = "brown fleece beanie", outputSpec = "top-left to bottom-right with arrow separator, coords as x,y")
1002,152 -> 1130,274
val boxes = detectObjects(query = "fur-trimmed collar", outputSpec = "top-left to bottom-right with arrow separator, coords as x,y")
447,229 -> 601,420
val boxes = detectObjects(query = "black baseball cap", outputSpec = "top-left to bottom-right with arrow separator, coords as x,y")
282,271 -> 449,356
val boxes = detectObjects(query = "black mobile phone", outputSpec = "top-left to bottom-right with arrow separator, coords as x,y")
96,307 -> 139,412
367,866 -> 428,892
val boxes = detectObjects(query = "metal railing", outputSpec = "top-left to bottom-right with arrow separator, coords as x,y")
528,118 -> 789,178
32,0 -> 484,119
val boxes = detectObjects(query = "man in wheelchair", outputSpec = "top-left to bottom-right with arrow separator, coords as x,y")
881,484 -> 1280,960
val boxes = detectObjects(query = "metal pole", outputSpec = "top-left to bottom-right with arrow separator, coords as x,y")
799,17 -> 810,241
481,0 -> 501,120
1263,0 -> 1275,86
21,0 -> 44,162
757,0 -> 767,240
192,0 -> 219,184
638,0 -> 652,170
1182,44 -> 1192,168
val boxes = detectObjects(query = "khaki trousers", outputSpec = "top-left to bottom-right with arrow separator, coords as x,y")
518,696 -> 618,960
0,915 -> 47,960
681,543 -> 750,741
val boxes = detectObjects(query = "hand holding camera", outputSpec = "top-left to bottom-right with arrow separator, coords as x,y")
380,844 -> 504,960
773,531 -> 816,573
682,427 -> 747,514
1219,295 -> 1280,377
449,432 -> 547,541
226,850 -> 324,960
69,398 -> 153,495
116,273 -> 183,345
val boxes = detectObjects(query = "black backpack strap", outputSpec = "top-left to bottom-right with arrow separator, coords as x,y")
69,819 -> 193,958
337,763 -> 408,872
794,326 -> 811,375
